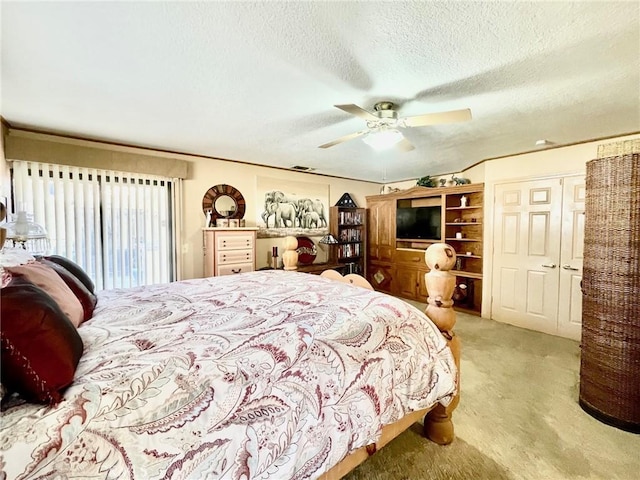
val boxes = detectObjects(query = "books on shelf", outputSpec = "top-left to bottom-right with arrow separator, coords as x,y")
338,228 -> 361,242
337,242 -> 361,259
338,210 -> 363,225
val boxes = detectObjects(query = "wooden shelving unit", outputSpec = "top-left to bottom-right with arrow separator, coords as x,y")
329,206 -> 367,276
366,183 -> 484,316
443,188 -> 484,314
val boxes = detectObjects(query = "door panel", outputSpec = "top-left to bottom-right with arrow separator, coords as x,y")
368,263 -> 394,293
367,200 -> 394,263
492,178 -> 562,335
528,212 -> 550,256
526,270 -> 547,315
395,268 -> 419,299
499,267 -> 518,310
557,175 -> 585,340
418,269 -> 429,300
501,213 -> 520,253
367,205 -> 380,261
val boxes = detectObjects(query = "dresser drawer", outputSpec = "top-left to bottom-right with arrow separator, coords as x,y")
217,249 -> 253,265
395,248 -> 425,265
217,233 -> 254,250
217,262 -> 254,276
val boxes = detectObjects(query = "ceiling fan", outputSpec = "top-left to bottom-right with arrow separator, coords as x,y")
319,101 -> 472,152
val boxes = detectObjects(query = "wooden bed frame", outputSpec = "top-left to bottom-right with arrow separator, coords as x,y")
315,260 -> 461,480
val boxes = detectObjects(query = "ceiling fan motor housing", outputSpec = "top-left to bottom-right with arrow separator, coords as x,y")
369,102 -> 399,129
373,101 -> 396,112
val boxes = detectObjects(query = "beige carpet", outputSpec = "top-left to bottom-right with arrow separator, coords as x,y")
343,307 -> 639,480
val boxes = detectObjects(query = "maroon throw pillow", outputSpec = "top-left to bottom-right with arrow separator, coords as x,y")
5,262 -> 84,328
1,278 -> 84,404
38,258 -> 97,323
43,255 -> 95,294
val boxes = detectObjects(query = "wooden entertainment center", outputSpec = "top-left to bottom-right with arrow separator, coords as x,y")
366,183 -> 484,315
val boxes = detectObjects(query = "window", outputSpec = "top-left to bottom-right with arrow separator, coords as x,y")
12,161 -> 177,290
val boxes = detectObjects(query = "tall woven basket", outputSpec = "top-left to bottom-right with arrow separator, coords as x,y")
579,153 -> 639,433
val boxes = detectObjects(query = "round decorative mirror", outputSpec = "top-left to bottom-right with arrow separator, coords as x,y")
202,184 -> 246,225
215,195 -> 236,217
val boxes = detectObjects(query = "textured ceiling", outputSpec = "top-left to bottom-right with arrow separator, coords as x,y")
2,1 -> 639,183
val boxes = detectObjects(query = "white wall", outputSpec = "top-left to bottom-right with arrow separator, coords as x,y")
374,132 -> 639,318
480,133 -> 639,317
4,126 -> 637,301
1,127 -> 381,280
182,157 -> 380,280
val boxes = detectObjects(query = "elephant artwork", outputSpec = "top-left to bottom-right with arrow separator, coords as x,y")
261,201 -> 276,227
297,198 -> 327,228
257,179 -> 330,237
274,202 -> 299,228
262,191 -> 295,228
302,211 -> 321,228
262,200 -> 299,228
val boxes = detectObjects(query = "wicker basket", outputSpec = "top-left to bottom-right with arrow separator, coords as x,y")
580,153 -> 640,433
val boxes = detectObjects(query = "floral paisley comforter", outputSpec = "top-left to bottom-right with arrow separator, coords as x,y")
1,270 -> 457,480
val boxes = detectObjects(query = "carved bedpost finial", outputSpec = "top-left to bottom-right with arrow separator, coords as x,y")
282,236 -> 299,271
423,243 -> 457,333
423,242 -> 460,445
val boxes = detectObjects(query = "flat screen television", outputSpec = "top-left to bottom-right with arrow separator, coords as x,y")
396,206 -> 441,240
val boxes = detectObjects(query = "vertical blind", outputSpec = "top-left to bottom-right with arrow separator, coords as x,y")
12,161 -> 178,290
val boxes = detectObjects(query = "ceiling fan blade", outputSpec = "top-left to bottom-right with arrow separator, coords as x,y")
396,137 -> 415,152
318,130 -> 367,149
403,108 -> 472,127
334,104 -> 379,121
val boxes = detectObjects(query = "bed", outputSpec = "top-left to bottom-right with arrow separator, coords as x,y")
1,256 -> 459,480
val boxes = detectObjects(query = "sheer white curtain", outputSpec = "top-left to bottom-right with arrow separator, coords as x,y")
12,161 -> 179,290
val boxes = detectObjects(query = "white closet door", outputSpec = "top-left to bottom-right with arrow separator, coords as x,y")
492,178 -> 563,335
557,175 -> 585,341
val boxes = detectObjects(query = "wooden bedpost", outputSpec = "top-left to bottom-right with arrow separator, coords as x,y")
422,243 -> 461,445
282,236 -> 299,271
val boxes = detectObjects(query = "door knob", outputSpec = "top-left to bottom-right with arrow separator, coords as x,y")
562,264 -> 579,271
541,263 -> 557,268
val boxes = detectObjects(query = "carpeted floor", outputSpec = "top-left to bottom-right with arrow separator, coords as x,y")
343,306 -> 639,480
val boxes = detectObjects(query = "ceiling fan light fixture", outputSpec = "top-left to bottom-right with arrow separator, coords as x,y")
362,128 -> 404,150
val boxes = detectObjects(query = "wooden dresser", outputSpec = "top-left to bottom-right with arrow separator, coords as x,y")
203,227 -> 258,277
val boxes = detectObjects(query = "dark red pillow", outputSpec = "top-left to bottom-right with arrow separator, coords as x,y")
43,255 -> 95,294
38,258 -> 97,323
1,278 -> 84,404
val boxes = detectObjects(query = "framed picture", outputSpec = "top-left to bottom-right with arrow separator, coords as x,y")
256,177 -> 329,238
